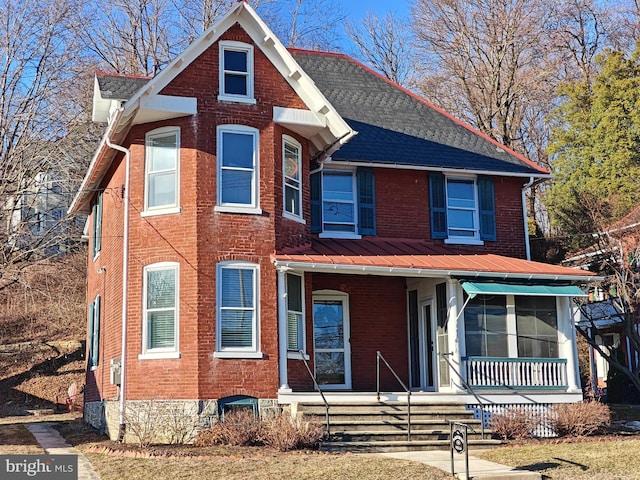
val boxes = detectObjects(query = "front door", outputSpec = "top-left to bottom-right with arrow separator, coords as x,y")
420,301 -> 436,390
313,292 -> 351,389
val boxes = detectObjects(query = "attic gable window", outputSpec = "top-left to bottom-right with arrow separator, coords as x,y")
429,173 -> 495,244
218,41 -> 255,104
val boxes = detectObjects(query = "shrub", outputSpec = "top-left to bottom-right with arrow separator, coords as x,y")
194,410 -> 325,451
550,401 -> 610,437
490,407 -> 540,440
259,414 -> 325,451
195,409 -> 262,446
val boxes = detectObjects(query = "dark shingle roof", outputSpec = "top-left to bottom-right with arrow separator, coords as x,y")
96,73 -> 150,100
291,50 -> 544,175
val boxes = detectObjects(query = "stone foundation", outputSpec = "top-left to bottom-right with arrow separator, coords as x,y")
84,398 -> 282,443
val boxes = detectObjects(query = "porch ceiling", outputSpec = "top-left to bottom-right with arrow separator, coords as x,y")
272,238 -> 597,282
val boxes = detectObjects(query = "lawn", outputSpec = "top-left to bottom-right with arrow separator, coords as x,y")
478,438 -> 640,479
0,423 -> 43,454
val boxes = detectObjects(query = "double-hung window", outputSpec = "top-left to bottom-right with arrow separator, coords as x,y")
218,41 -> 255,103
286,273 -> 305,352
310,167 -> 375,238
141,263 -> 179,358
91,192 -> 103,259
430,173 -> 495,243
216,125 -> 260,213
88,295 -> 101,369
283,136 -> 302,220
216,262 -> 261,357
144,127 -> 179,214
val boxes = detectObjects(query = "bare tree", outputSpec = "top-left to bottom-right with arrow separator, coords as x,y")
0,0 -> 90,291
346,12 -> 415,86
77,0 -> 176,76
269,0 -> 347,50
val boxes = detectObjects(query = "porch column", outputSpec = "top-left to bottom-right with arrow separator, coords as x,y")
560,297 -> 580,392
447,279 -> 466,393
277,269 -> 291,393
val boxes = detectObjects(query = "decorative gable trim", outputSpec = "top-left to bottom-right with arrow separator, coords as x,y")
122,1 -> 353,155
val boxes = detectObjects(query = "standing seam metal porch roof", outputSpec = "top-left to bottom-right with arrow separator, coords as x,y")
272,238 -> 596,281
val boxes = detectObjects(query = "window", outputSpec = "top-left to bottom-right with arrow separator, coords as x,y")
141,263 -> 179,357
88,295 -> 101,369
283,136 -> 302,219
286,273 -> 304,351
216,126 -> 260,212
145,128 -> 179,213
464,294 -> 508,357
216,262 -> 260,356
516,296 -> 558,358
91,192 -> 103,259
430,173 -> 495,243
310,167 -> 375,237
219,41 -> 254,103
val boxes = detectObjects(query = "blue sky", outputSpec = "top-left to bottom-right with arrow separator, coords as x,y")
338,0 -> 410,20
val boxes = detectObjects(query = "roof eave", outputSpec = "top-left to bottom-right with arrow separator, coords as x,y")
271,257 -> 600,283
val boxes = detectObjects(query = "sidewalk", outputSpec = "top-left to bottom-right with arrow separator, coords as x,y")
25,423 -> 101,480
381,450 -> 542,480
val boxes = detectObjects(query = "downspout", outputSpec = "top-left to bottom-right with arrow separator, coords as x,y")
522,177 -> 535,261
106,130 -> 131,441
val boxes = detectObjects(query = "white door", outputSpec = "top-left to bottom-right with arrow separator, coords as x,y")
420,301 -> 437,391
313,292 -> 352,389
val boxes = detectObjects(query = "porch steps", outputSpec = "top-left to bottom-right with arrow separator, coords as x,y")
296,401 -> 501,453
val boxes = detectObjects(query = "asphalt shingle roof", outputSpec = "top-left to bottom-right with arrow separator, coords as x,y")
291,50 -> 544,175
96,73 -> 150,100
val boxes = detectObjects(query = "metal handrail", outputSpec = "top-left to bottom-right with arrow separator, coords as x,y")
441,353 -> 485,439
376,351 -> 412,441
298,350 -> 330,437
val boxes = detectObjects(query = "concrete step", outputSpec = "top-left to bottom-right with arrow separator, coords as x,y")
331,429 -> 487,442
322,438 -> 502,453
329,418 -> 483,432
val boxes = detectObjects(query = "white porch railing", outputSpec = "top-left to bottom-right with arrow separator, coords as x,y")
463,357 -> 568,390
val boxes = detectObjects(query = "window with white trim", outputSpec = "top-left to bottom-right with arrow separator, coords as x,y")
145,127 -> 179,213
216,262 -> 259,355
429,173 -> 495,243
142,263 -> 179,356
216,125 -> 260,212
283,136 -> 302,219
311,167 -> 375,238
516,296 -> 558,358
286,273 -> 305,351
464,294 -> 508,357
218,41 -> 254,103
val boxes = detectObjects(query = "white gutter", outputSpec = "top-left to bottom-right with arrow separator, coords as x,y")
320,159 -> 551,180
271,259 -> 600,282
105,126 -> 131,440
522,176 -> 535,260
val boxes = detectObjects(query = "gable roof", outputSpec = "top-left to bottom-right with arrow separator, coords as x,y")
70,1 -> 353,215
291,50 -> 548,177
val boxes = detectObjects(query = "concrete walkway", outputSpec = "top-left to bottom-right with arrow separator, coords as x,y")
25,423 -> 101,480
381,450 -> 542,480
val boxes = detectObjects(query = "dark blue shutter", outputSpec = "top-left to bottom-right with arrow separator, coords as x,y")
357,167 -> 376,236
478,176 -> 496,241
429,173 -> 447,239
310,172 -> 322,233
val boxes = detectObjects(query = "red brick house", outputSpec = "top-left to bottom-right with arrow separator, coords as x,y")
70,2 -> 595,440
